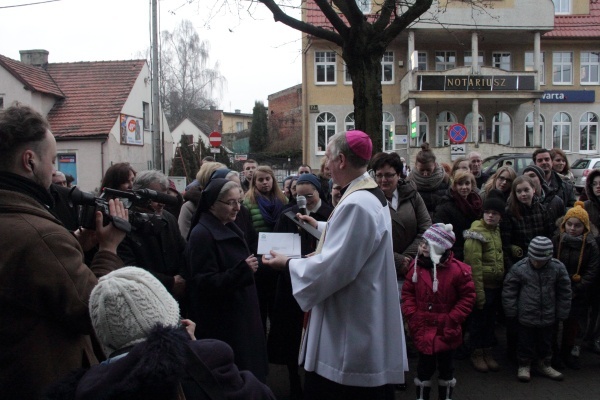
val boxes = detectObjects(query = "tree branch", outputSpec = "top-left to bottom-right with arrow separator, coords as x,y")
332,0 -> 363,27
383,0 -> 433,42
258,0 -> 344,45
372,0 -> 396,32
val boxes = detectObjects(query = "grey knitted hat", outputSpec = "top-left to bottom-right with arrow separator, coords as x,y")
89,267 -> 180,356
528,236 -> 554,262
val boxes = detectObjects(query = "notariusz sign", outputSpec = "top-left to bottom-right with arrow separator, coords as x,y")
417,75 -> 535,91
540,90 -> 595,103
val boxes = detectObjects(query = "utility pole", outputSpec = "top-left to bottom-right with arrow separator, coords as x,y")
151,0 -> 162,171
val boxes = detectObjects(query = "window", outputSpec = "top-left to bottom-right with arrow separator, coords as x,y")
435,51 -> 456,71
382,112 -> 395,151
525,113 -> 545,147
344,63 -> 352,84
315,51 -> 336,84
236,122 -> 243,133
143,102 -> 150,130
553,0 -> 571,14
581,52 -> 600,84
465,112 -> 485,143
316,112 -> 336,153
436,111 -> 457,147
553,52 -> 573,84
382,51 -> 394,83
525,52 -> 545,85
464,51 -> 484,66
345,113 -> 355,131
553,112 -> 572,151
417,52 -> 427,71
580,112 -> 599,152
355,0 -> 371,13
416,112 -> 428,147
492,112 -> 512,145
492,52 -> 511,71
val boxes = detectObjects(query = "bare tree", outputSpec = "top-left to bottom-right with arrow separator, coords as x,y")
160,20 -> 226,127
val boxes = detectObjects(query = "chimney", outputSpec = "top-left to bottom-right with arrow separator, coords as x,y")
235,109 -> 241,114
20,50 -> 49,68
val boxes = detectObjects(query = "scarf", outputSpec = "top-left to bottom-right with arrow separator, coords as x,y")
450,189 -> 482,219
0,171 -> 54,209
408,165 -> 446,192
257,194 -> 284,227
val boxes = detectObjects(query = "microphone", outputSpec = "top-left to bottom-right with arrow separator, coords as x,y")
297,195 -> 307,216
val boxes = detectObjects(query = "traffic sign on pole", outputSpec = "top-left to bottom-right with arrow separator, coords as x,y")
209,131 -> 222,148
447,123 -> 468,144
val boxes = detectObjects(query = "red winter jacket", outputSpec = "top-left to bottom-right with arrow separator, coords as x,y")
401,252 -> 476,355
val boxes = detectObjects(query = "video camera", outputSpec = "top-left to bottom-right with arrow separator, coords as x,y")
68,187 -> 179,234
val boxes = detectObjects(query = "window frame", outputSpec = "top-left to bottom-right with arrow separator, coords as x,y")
381,51 -> 394,84
463,51 -> 484,67
435,51 -> 456,71
492,52 -> 511,71
554,0 -> 571,15
492,112 -> 512,146
525,112 -> 545,148
417,51 -> 427,71
316,112 -> 336,155
345,113 -> 355,131
315,51 -> 337,85
382,112 -> 395,151
580,51 -> 600,85
552,52 -> 573,85
579,112 -> 599,153
552,112 -> 572,151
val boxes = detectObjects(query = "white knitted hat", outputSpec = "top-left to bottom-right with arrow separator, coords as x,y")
89,267 -> 180,356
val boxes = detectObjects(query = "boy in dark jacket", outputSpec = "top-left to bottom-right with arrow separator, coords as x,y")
503,236 -> 572,383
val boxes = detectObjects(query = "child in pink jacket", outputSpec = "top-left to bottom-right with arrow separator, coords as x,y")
402,223 -> 476,400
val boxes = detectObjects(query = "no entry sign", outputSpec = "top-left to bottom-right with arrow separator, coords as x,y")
447,123 -> 468,144
209,131 -> 222,148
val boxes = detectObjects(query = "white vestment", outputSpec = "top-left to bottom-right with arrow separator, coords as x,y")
289,173 -> 407,387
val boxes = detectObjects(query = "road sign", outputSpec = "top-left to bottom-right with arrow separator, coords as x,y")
209,131 -> 222,148
210,147 -> 221,153
234,154 -> 248,161
447,123 -> 468,144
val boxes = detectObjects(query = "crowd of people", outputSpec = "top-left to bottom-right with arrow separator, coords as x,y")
1,102 -> 600,400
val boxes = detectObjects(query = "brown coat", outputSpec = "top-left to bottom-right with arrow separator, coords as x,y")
390,180 -> 432,279
0,189 -> 123,399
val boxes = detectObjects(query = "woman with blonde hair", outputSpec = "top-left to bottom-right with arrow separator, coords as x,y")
433,170 -> 482,261
480,166 -> 517,203
244,165 -> 287,333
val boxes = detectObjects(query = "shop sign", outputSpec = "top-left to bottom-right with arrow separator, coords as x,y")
540,90 -> 595,103
417,75 -> 535,91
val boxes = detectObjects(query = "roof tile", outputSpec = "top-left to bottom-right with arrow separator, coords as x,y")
544,2 -> 600,38
0,54 -> 64,98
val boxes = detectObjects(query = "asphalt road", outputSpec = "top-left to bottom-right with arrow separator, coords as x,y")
266,325 -> 600,400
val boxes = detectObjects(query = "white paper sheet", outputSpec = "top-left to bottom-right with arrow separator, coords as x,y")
257,232 -> 302,258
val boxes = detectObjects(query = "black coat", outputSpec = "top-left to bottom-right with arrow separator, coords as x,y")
117,210 -> 186,294
186,211 -> 268,383
44,325 -> 275,400
268,203 -> 333,364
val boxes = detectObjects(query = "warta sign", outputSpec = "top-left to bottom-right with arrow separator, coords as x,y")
540,90 -> 595,103
417,75 -> 535,91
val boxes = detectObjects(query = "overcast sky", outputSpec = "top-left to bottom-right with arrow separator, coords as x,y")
0,0 -> 302,114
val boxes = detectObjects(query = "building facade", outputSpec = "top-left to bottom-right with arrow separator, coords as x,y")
301,0 -> 599,167
0,50 -> 173,192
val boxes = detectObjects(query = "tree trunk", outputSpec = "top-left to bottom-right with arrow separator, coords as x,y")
343,24 -> 386,155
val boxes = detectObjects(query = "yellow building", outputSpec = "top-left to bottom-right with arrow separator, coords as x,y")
301,0 -> 599,166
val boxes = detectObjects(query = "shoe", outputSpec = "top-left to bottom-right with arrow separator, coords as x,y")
536,360 -> 564,381
517,365 -> 530,382
551,353 -> 565,370
483,348 -> 500,372
470,349 -> 488,373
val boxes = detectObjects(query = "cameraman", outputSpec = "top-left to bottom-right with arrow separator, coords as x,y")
0,103 -> 128,398
117,170 -> 187,301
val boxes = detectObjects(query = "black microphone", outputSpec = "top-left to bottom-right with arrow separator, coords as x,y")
297,195 -> 307,216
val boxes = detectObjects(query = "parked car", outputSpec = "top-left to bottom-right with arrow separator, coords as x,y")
482,153 -> 533,176
571,157 -> 600,193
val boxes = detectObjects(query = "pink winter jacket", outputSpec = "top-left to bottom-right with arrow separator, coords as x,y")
401,252 -> 476,355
